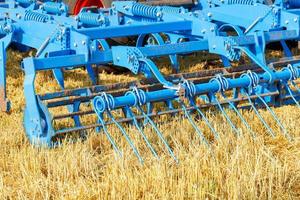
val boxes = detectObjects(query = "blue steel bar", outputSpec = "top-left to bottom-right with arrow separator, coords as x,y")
94,69 -> 298,111
76,21 -> 193,39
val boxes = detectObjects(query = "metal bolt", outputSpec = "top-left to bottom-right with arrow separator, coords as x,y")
97,17 -> 105,24
178,38 -> 185,43
225,43 -> 231,51
82,40 -> 86,45
207,12 -> 212,17
124,5 -> 130,11
210,27 -> 215,32
285,20 -> 289,24
294,18 -> 298,22
193,11 -> 199,18
156,12 -> 162,18
3,26 -> 11,33
74,43 -> 78,47
201,29 -> 206,34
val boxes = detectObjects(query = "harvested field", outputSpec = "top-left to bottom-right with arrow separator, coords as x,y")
0,50 -> 299,199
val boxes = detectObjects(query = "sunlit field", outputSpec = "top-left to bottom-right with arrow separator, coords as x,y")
0,49 -> 299,199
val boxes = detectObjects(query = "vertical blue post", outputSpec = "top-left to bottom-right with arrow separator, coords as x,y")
23,57 -> 54,146
0,41 -> 8,112
0,31 -> 12,111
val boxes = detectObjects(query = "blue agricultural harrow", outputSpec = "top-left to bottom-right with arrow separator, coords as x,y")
0,0 -> 300,162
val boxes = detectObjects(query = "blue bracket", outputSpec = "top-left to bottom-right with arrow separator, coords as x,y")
23,57 -> 55,147
0,32 -> 13,112
112,46 -> 144,74
112,46 -> 175,87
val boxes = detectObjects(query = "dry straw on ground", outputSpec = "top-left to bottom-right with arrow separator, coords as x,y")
0,50 -> 299,199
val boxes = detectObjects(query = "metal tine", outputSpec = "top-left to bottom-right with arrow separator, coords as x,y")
135,105 -> 179,163
126,107 -> 160,160
184,71 -> 221,139
256,94 -> 292,141
106,110 -> 144,164
180,102 -> 211,148
242,90 -> 276,138
212,95 -> 240,136
190,100 -> 220,140
180,102 -> 215,158
285,84 -> 300,108
221,92 -> 256,138
94,112 -> 122,157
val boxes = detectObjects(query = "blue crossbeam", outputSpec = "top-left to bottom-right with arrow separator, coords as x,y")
77,21 -> 193,38
93,68 -> 300,111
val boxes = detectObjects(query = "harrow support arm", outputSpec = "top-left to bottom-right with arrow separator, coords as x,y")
0,33 -> 13,112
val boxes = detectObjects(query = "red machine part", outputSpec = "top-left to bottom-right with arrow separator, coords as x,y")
73,0 -> 107,15
71,0 -> 195,15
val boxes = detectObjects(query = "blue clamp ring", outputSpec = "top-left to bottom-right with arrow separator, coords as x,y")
241,70 -> 259,89
283,64 -> 299,81
126,87 -> 147,106
210,74 -> 229,92
182,80 -> 196,97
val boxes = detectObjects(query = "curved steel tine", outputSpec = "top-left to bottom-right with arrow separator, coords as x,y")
144,102 -> 154,126
180,102 -> 211,148
126,107 -> 160,160
256,94 -> 292,141
94,112 -> 122,157
213,95 -> 240,136
190,101 -> 220,140
136,105 -> 179,163
285,84 -> 300,108
221,93 -> 256,138
106,110 -> 144,164
243,91 -> 276,138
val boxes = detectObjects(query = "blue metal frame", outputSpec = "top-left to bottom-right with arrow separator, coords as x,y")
0,0 -> 299,153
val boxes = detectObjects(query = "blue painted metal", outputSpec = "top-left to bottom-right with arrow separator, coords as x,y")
0,0 -> 300,160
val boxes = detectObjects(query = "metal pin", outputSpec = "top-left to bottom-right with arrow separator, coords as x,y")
127,107 -> 159,160
136,105 -> 179,163
94,112 -> 122,157
243,91 -> 276,138
256,94 -> 291,141
181,102 -> 210,148
221,93 -> 256,138
213,95 -> 240,136
107,110 -> 144,164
